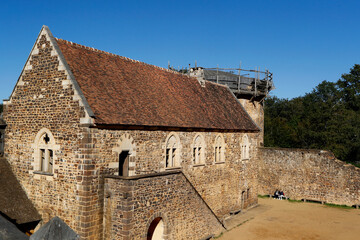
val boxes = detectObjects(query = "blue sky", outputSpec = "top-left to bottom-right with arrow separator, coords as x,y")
1,0 -> 360,100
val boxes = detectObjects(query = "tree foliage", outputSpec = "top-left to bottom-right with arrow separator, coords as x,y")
265,64 -> 360,165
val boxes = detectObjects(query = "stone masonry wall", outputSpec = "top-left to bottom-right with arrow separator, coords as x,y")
92,129 -> 260,220
104,172 -> 224,240
259,148 -> 360,206
3,28 -> 101,239
239,99 -> 264,146
3,26 -> 262,239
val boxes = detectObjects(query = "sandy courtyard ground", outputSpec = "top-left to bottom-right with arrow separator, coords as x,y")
219,198 -> 360,240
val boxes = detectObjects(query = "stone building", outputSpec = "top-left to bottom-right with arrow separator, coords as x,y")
1,26 -> 263,239
189,65 -> 274,145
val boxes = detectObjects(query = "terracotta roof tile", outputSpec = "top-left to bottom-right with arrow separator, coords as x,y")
56,39 -> 258,131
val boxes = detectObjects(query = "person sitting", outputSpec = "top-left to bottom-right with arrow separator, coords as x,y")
273,189 -> 279,199
279,191 -> 285,200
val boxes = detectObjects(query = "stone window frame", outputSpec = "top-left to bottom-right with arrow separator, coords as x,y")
164,132 -> 182,169
191,133 -> 206,166
111,133 -> 136,176
213,133 -> 226,164
241,134 -> 250,160
31,128 -> 60,176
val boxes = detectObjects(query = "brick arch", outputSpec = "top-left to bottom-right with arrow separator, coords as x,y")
143,212 -> 170,240
113,133 -> 136,156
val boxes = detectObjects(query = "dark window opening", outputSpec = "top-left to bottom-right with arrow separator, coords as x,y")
119,151 -> 129,176
43,133 -> 50,144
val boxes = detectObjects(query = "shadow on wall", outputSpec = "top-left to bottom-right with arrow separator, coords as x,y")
0,158 -> 41,234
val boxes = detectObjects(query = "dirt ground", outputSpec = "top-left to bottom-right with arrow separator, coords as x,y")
219,198 -> 360,240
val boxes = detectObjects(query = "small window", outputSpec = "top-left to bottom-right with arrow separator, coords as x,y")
214,134 -> 225,163
34,129 -> 58,175
192,134 -> 205,165
165,135 -> 179,168
165,134 -> 181,168
38,134 -> 53,173
241,135 -> 250,160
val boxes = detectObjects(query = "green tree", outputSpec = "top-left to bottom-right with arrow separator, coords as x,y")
264,65 -> 360,165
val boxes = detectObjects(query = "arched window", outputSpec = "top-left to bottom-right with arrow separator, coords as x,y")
192,134 -> 205,165
214,134 -> 225,163
33,129 -> 59,174
241,135 -> 250,160
165,133 -> 181,168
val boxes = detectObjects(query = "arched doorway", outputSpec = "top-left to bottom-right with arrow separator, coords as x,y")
147,217 -> 164,240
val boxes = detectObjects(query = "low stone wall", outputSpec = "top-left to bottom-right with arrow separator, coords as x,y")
104,171 -> 224,240
259,148 -> 360,206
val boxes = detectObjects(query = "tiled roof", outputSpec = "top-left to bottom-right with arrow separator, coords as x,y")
56,39 -> 259,131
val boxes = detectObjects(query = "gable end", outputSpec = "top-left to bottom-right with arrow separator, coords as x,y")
5,26 -> 94,125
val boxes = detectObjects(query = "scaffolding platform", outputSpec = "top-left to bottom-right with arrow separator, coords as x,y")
189,66 -> 274,101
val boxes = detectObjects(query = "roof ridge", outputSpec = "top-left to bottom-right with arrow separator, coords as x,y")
55,38 -> 187,77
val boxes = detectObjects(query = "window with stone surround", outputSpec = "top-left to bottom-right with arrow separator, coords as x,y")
192,134 -> 205,165
241,135 -> 250,160
33,129 -> 59,175
112,134 -> 136,176
214,134 -> 225,163
165,133 -> 181,168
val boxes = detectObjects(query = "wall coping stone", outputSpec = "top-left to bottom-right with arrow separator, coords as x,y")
104,170 -> 181,180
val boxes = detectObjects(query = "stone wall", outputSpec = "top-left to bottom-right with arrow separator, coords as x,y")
92,129 -> 260,218
3,28 -> 102,238
104,171 -> 224,240
259,148 -> 360,206
239,99 -> 264,145
3,26 -> 261,240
